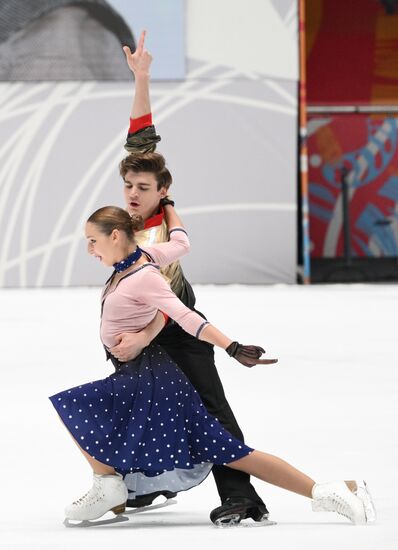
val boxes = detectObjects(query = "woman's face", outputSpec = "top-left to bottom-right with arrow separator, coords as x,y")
85,222 -> 117,267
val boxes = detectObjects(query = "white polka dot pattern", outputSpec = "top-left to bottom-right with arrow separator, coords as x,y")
49,344 -> 253,497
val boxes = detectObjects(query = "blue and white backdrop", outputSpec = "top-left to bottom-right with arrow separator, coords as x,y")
0,0 -> 298,286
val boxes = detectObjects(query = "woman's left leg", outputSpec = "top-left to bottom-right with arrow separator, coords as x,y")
227,450 -> 315,497
227,451 -> 370,525
227,450 -> 357,497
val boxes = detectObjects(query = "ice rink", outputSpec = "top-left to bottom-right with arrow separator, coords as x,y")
0,283 -> 397,549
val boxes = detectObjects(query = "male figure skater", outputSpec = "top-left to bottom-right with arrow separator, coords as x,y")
110,32 -> 271,527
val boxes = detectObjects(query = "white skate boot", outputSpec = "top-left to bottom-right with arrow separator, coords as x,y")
312,480 -> 374,525
64,472 -> 128,525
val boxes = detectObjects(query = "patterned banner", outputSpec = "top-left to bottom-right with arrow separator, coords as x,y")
308,114 -> 398,258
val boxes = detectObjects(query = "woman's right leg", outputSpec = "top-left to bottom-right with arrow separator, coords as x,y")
58,417 -> 127,521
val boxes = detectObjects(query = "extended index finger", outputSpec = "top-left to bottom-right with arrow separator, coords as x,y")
136,30 -> 146,54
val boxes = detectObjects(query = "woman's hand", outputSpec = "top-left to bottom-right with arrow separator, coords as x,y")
226,342 -> 278,368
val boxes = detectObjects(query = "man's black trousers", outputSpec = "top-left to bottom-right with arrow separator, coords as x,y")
154,323 -> 265,506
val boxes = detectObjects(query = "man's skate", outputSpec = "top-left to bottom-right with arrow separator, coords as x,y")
210,497 -> 276,528
64,472 -> 128,527
311,480 -> 376,525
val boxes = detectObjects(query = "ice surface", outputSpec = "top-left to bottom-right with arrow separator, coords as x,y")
0,284 -> 396,549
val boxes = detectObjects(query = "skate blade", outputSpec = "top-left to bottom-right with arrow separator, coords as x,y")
214,513 -> 242,528
357,480 -> 377,523
214,513 -> 276,528
124,497 -> 177,516
64,514 -> 130,528
63,498 -> 177,527
240,518 -> 277,528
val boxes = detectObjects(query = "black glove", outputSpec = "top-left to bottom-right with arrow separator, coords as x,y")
226,341 -> 278,368
160,197 -> 175,207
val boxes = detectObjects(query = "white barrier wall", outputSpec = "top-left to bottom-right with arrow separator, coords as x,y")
0,0 -> 298,286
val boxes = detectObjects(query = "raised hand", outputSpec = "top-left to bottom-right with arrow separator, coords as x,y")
123,30 -> 152,77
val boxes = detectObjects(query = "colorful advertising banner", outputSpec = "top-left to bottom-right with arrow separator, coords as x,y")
308,114 -> 398,258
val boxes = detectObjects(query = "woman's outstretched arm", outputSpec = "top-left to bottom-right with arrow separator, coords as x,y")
137,269 -> 278,368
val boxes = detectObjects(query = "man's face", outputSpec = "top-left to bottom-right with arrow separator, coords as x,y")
123,170 -> 167,221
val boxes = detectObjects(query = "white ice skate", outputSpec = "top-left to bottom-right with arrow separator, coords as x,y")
311,480 -> 375,525
64,472 -> 128,527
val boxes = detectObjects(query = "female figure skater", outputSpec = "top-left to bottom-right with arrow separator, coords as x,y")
49,203 -> 375,526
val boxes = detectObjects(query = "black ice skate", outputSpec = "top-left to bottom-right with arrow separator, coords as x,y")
210,497 -> 276,527
126,490 -> 177,508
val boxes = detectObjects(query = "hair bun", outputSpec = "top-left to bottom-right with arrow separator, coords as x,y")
130,214 -> 144,231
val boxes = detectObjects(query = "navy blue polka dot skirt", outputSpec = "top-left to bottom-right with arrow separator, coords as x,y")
49,344 -> 253,498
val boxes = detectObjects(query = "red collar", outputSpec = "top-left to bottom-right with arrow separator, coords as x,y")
144,206 -> 164,229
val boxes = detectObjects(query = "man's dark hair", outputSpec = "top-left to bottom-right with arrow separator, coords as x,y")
119,152 -> 172,190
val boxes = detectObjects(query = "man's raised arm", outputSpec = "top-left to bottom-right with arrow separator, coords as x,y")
123,30 -> 160,154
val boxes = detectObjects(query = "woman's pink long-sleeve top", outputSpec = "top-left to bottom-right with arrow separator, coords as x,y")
100,228 -> 209,349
